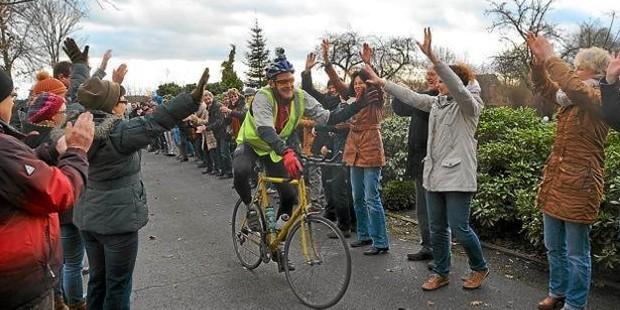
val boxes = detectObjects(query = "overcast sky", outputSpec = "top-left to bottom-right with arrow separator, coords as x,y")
51,0 -> 618,94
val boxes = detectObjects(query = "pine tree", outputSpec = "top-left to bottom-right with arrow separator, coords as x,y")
244,19 -> 269,88
220,44 -> 244,92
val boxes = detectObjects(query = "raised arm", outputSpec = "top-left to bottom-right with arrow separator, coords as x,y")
110,68 -> 209,154
322,39 -> 351,99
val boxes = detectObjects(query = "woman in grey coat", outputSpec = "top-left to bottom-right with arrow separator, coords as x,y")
365,28 -> 489,291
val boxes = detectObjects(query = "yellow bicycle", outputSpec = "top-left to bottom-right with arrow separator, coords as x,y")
232,155 -> 352,309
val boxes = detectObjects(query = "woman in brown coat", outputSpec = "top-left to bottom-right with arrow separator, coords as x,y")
527,33 -> 610,310
322,40 -> 389,254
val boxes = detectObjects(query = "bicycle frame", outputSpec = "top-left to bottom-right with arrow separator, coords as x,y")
254,172 -> 318,262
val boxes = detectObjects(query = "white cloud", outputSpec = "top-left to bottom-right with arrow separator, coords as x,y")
14,0 -> 612,96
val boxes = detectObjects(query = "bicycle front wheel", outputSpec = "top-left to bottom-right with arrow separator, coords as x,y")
231,198 -> 264,270
283,215 -> 351,309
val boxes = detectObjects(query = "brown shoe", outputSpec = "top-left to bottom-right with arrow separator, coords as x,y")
421,274 -> 449,291
462,269 -> 490,290
68,301 -> 87,310
537,296 -> 565,310
54,294 -> 69,310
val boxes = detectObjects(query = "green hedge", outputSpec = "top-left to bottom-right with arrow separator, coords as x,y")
381,107 -> 620,270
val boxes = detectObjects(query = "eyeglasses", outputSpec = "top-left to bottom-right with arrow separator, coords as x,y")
274,78 -> 295,87
56,110 -> 67,115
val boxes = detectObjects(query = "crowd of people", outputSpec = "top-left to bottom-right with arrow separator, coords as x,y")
1,25 -> 619,310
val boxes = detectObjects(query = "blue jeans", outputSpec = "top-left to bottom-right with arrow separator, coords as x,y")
81,231 -> 139,310
350,167 -> 389,249
543,214 -> 591,310
60,223 -> 85,306
426,191 -> 487,276
217,137 -> 232,174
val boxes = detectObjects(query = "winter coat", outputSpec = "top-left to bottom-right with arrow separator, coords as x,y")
299,117 -> 316,156
199,101 -> 226,140
320,66 -> 385,167
385,63 -> 484,192
342,96 -> 386,167
72,93 -> 199,234
22,122 -> 76,225
392,90 -> 438,177
0,120 -> 88,309
601,78 -> 620,131
226,97 -> 246,139
533,57 -> 609,224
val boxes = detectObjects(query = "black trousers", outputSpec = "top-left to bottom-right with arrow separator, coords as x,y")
232,144 -> 297,217
323,166 -> 355,231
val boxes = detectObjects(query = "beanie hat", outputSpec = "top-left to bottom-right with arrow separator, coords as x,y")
32,71 -> 67,96
77,77 -> 125,113
27,92 -> 66,124
0,70 -> 14,102
265,48 -> 295,80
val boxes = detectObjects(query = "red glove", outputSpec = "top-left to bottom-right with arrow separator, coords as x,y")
282,149 -> 303,179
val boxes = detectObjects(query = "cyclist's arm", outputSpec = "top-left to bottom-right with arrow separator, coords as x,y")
254,92 -> 289,155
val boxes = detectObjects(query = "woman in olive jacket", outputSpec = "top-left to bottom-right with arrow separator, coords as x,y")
68,67 -> 210,310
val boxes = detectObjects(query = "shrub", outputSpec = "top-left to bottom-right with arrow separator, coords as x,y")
381,116 -> 410,182
381,106 -> 620,270
382,180 -> 416,211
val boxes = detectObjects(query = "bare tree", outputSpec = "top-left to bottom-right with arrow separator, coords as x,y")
0,1 -> 41,78
319,31 -> 418,81
28,0 -> 85,66
486,0 -> 558,86
560,11 -> 620,61
319,31 -> 365,81
369,36 -> 418,80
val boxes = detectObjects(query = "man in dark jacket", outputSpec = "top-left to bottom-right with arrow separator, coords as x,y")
70,67 -> 210,310
0,69 -> 95,310
392,67 -> 439,262
601,52 -> 620,131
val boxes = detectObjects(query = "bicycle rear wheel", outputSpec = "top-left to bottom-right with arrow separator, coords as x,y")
231,198 -> 264,270
283,215 -> 351,309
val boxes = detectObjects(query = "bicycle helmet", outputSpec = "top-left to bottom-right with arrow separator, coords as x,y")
265,47 -> 294,80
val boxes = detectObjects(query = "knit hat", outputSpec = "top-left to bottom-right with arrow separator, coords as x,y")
27,92 -> 66,124
32,71 -> 67,96
265,48 -> 295,80
243,87 -> 256,96
0,70 -> 14,102
77,77 -> 125,113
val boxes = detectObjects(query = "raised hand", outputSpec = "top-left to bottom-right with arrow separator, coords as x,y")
63,112 -> 95,153
305,52 -> 318,71
112,63 -> 128,84
100,49 -> 112,71
191,67 -> 210,103
526,32 -> 555,63
360,42 -> 373,65
606,52 -> 620,84
416,27 -> 438,64
321,39 -> 331,65
363,64 -> 385,87
62,37 -> 89,64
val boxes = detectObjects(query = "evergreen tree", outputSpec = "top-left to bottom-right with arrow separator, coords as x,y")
243,19 -> 269,88
220,44 -> 244,92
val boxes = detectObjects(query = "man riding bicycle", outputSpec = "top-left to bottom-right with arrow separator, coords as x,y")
232,48 -> 380,225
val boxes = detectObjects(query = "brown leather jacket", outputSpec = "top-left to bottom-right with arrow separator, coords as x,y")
342,100 -> 385,167
533,56 -> 609,224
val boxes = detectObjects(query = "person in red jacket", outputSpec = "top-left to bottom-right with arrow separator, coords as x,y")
0,69 -> 95,310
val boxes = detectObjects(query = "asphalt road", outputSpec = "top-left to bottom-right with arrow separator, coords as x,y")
128,152 -> 619,310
